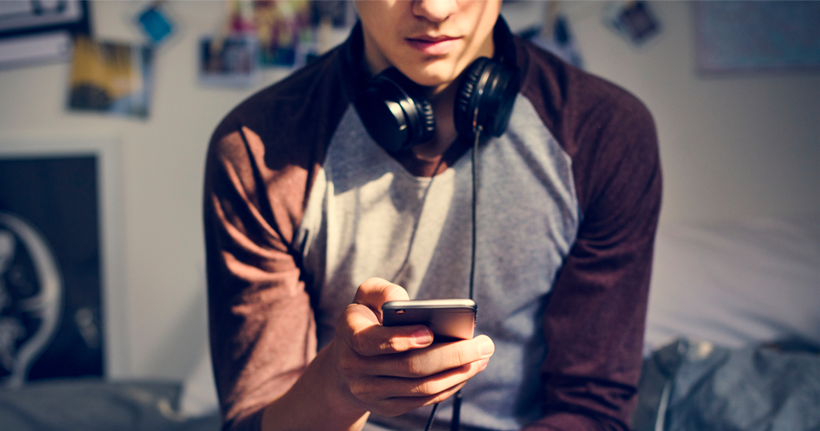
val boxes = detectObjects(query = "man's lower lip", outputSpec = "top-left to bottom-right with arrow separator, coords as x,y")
406,38 -> 459,55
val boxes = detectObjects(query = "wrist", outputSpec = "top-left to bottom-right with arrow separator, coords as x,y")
260,341 -> 369,431
315,339 -> 371,421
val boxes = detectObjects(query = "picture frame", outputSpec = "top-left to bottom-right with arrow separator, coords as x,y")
0,0 -> 91,69
693,1 -> 820,74
0,136 -> 129,382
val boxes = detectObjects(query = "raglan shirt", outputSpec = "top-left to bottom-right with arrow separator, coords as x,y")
203,18 -> 661,431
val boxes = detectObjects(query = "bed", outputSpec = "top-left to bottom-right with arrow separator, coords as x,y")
1,218 -> 818,430
633,217 -> 820,431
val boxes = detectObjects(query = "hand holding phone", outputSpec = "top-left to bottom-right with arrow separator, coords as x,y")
325,279 -> 492,420
382,299 -> 476,342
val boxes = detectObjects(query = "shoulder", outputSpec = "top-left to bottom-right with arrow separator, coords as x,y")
204,46 -> 354,226
208,46 -> 353,157
513,35 -> 656,158
512,36 -> 660,214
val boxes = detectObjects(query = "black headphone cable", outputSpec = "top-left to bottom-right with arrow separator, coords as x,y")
424,125 -> 482,431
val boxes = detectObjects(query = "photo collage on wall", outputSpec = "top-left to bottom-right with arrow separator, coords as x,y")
199,0 -> 355,88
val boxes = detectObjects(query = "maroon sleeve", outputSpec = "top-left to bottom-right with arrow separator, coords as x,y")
203,125 -> 317,431
202,48 -> 349,431
520,45 -> 663,430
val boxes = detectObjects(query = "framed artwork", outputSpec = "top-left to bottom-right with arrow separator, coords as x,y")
694,1 -> 820,74
0,0 -> 91,69
0,136 -> 128,384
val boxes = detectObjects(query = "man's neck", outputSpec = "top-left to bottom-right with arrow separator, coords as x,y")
412,81 -> 460,159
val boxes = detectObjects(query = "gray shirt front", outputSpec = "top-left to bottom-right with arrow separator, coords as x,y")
297,96 -> 579,430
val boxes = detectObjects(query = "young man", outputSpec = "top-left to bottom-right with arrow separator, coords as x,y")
203,1 -> 661,431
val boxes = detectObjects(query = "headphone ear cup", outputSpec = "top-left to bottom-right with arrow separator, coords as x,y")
416,95 -> 436,144
454,57 -> 520,139
454,57 -> 488,139
357,68 -> 436,153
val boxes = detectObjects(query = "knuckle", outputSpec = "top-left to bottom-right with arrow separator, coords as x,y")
337,305 -> 357,330
348,381 -> 369,401
411,380 -> 435,396
349,330 -> 368,354
337,348 -> 365,377
383,336 -> 403,353
338,355 -> 356,375
399,354 -> 424,376
451,345 -> 469,366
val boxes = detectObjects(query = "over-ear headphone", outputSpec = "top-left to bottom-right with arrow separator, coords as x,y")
356,57 -> 520,153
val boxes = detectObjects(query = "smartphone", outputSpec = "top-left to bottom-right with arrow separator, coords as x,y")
382,299 -> 476,342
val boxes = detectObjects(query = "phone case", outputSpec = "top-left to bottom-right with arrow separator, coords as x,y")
382,299 -> 476,342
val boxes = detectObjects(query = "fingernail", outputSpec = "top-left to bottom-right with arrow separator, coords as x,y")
477,358 -> 489,370
478,337 -> 494,357
412,328 -> 433,345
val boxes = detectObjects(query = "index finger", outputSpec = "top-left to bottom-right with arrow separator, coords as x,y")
338,278 -> 433,356
344,307 -> 434,356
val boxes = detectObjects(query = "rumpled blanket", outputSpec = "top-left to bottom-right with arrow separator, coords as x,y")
633,338 -> 820,431
0,379 -> 220,431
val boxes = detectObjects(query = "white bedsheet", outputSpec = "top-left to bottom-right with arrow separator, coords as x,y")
644,218 -> 820,354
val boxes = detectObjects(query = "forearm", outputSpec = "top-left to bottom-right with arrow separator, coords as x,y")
260,341 -> 370,431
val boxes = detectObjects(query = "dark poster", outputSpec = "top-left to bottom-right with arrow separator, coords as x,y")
0,155 -> 103,386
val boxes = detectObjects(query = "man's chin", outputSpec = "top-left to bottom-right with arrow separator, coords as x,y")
403,64 -> 465,89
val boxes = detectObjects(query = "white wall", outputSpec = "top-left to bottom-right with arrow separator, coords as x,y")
582,2 -> 819,224
504,1 -> 820,224
0,1 -> 817,380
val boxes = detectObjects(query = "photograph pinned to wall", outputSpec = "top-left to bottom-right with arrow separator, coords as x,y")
0,0 -> 91,69
310,0 -> 355,29
67,37 -> 154,119
693,1 -> 820,74
198,34 -> 261,88
518,1 -> 584,69
309,0 -> 355,54
0,156 -> 102,386
133,0 -> 176,46
603,0 -> 661,47
254,0 -> 313,68
214,0 -> 354,73
223,0 -> 255,36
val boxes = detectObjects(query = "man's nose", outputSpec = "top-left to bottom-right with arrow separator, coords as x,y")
412,0 -> 458,23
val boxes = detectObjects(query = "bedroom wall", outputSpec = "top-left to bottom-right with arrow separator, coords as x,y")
0,1 -> 817,381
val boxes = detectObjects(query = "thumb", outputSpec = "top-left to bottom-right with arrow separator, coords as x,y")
351,277 -> 410,323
